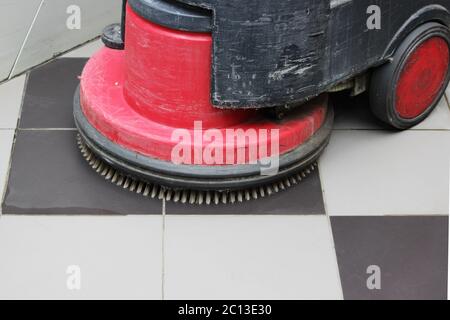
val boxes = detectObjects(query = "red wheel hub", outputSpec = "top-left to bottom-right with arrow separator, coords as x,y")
395,36 -> 450,119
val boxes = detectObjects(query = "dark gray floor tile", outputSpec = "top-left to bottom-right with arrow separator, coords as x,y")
9,57 -> 325,215
165,170 -> 326,215
19,58 -> 87,129
331,216 -> 448,300
2,130 -> 162,215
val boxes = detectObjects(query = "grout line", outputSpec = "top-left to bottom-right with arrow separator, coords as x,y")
317,161 -> 344,300
0,72 -> 27,217
325,213 -> 344,300
0,38 -> 96,87
145,213 -> 450,217
59,37 -> 102,58
17,128 -> 78,131
445,92 -> 450,112
448,160 -> 450,300
0,130 -> 18,218
8,0 -> 45,79
161,198 -> 166,300
15,73 -> 30,132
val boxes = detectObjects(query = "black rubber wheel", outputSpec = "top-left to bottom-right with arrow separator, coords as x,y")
370,22 -> 450,129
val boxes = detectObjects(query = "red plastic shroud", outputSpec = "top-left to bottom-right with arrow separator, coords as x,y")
395,37 -> 450,119
79,5 -> 327,165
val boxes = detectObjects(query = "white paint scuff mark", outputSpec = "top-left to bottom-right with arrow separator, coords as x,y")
269,64 -> 314,81
330,0 -> 352,9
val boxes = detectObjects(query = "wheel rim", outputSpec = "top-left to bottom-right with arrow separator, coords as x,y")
395,36 -> 450,119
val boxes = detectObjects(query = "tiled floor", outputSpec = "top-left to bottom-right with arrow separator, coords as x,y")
331,216 -> 448,300
164,215 -> 342,300
0,1 -> 120,81
0,131 -> 15,203
0,75 -> 26,129
0,40 -> 448,299
320,130 -> 450,216
0,215 -> 162,300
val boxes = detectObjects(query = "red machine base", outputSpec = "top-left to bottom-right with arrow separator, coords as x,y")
74,6 -> 333,199
74,46 -> 333,191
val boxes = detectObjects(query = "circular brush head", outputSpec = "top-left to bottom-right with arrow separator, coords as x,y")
77,134 -> 318,205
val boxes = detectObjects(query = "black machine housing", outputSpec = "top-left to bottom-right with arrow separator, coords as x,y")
110,0 -> 450,109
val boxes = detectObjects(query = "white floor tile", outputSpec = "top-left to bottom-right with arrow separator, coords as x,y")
0,0 -> 42,81
10,0 -> 120,76
164,215 -> 342,300
334,97 -> 450,131
0,130 -> 15,210
0,215 -> 163,300
414,98 -> 450,130
445,86 -> 450,103
0,75 -> 26,129
320,130 -> 450,216
63,39 -> 104,58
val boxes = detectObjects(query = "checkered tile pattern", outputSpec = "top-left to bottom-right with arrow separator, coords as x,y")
0,40 -> 448,299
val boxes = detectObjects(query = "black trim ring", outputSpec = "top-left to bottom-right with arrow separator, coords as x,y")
128,0 -> 212,33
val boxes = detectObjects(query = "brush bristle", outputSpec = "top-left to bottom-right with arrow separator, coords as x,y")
77,135 -> 317,205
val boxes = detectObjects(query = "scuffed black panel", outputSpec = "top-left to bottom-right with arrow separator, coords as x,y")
178,0 -> 331,108
143,0 -> 450,108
